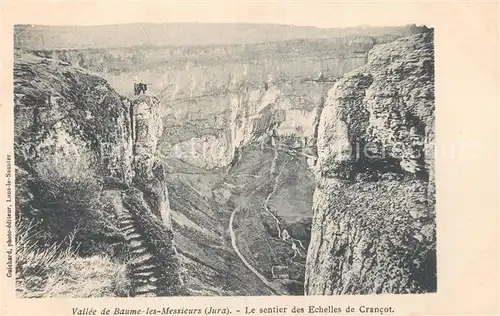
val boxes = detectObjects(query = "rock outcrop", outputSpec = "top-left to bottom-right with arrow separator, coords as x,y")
14,52 -> 181,296
164,80 -> 329,170
159,72 -> 349,171
14,26 -> 434,297
305,31 -> 436,294
31,35 -> 378,171
27,28 -> 430,174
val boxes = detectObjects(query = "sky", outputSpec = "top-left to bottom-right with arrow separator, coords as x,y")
2,1 -> 447,29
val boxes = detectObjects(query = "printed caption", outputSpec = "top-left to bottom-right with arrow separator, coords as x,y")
5,153 -> 14,278
72,305 -> 395,316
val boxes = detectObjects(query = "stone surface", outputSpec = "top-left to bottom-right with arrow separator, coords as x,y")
305,31 -> 436,294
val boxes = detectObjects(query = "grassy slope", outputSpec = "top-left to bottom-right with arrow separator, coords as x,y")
16,222 -> 131,298
163,158 -> 273,296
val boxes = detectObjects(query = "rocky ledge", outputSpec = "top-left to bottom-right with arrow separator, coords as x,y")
14,52 -> 181,297
305,31 -> 436,294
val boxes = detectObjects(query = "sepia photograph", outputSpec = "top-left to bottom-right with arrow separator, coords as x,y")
12,22 -> 436,298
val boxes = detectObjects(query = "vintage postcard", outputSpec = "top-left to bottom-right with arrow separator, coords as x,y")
0,1 -> 498,315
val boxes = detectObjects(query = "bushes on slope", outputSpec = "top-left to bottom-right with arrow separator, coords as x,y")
18,150 -> 125,257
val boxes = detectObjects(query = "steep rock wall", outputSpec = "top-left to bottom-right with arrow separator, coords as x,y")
129,96 -> 172,227
305,31 -> 436,294
14,54 -> 134,182
31,38 -> 374,171
14,52 -> 181,295
33,37 -> 371,96
28,30 -> 430,173
160,79 -> 331,170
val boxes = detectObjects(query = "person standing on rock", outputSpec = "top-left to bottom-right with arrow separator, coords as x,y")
141,82 -> 148,95
133,77 -> 149,95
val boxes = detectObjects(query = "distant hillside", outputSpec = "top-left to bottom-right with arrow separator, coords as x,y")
14,23 -> 431,50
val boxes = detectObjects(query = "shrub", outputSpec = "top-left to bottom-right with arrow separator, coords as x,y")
26,151 -> 124,256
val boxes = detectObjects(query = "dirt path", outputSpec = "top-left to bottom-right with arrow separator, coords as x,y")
263,158 -> 307,253
228,181 -> 287,295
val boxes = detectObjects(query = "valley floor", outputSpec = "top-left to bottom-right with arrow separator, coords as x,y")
163,145 -> 314,296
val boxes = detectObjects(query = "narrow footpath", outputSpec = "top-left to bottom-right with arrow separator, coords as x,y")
111,192 -> 162,297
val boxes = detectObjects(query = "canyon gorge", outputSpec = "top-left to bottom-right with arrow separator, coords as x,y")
14,23 -> 435,297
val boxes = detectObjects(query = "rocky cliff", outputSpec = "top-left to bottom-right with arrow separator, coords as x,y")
14,26 -> 435,297
28,29 -> 429,173
30,36 -> 384,171
14,52 -> 181,297
16,23 -> 429,50
163,80 -> 329,169
305,31 -> 435,294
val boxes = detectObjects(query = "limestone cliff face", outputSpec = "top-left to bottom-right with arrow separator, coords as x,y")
162,80 -> 329,169
14,53 -> 170,224
26,29 -> 430,175
30,33 -> 425,172
14,52 -> 181,295
129,96 -> 172,227
14,53 -> 134,183
153,47 -> 365,170
230,81 -> 326,161
305,31 -> 436,294
36,37 -> 372,171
